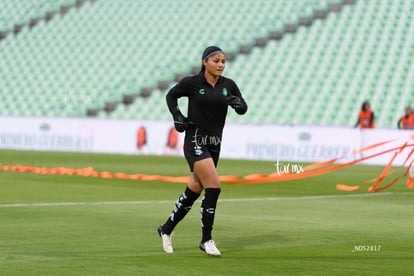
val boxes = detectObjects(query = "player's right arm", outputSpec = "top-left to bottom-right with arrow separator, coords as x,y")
166,77 -> 192,132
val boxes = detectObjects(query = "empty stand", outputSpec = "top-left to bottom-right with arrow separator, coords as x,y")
0,0 -> 412,129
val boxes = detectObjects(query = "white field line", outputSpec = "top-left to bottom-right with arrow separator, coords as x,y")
0,192 -> 411,208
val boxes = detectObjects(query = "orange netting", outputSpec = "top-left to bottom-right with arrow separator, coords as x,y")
1,135 -> 413,192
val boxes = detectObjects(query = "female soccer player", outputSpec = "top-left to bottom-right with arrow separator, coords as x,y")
157,46 -> 248,256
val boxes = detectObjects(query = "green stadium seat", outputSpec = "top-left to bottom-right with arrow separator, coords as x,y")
0,0 -> 412,129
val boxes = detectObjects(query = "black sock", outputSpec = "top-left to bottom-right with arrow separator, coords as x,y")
200,188 -> 221,243
162,187 -> 200,235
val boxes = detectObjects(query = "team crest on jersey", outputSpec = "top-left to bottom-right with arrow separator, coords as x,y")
198,88 -> 205,95
222,88 -> 228,96
194,146 -> 203,156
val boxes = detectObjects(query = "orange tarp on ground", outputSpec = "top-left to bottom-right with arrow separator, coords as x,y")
1,135 -> 413,192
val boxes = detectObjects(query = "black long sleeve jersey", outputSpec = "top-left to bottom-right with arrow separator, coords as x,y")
166,74 -> 247,146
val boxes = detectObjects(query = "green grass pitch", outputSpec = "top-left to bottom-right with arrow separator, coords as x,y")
0,149 -> 413,275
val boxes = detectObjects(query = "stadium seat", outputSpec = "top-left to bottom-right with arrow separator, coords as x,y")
0,0 -> 412,129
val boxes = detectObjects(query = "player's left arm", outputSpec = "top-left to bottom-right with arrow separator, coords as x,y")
227,80 -> 248,115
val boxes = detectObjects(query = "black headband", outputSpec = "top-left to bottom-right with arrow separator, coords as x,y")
202,46 -> 223,60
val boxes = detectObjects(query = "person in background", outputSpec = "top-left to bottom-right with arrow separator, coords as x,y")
136,126 -> 147,151
355,101 -> 375,129
397,106 -> 414,129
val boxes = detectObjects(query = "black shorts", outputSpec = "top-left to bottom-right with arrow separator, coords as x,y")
183,129 -> 221,172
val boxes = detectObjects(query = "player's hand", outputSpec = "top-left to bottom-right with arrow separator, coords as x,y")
227,95 -> 243,110
172,110 -> 191,132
